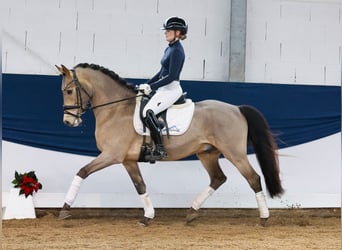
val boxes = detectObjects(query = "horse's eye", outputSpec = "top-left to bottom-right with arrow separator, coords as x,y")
66,89 -> 73,95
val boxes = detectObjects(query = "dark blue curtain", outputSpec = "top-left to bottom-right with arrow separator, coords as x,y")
3,73 -> 341,157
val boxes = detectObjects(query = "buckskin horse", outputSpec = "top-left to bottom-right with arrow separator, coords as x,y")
55,63 -> 283,226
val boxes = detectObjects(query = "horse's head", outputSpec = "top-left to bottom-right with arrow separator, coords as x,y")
55,64 -> 91,127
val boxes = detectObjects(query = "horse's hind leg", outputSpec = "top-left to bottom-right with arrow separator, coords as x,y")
123,160 -> 154,226
228,154 -> 269,226
186,150 -> 227,223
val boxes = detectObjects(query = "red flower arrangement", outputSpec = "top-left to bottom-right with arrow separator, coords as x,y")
12,171 -> 43,198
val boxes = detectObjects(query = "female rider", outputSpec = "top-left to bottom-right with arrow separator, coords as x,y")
138,16 -> 188,161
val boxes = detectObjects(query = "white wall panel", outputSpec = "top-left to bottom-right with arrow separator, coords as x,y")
245,62 -> 266,83
281,42 -> 311,63
93,0 -> 126,11
157,0 -> 193,17
74,0 -> 94,10
311,44 -> 340,65
310,2 -> 341,23
326,24 -> 342,52
6,7 -> 75,31
304,23 -> 327,47
125,0 -> 157,14
93,32 -> 126,57
2,0 -> 341,83
205,0 -> 230,39
2,28 -> 59,74
125,35 -> 159,77
110,12 -> 131,34
26,0 -> 59,9
25,29 -> 61,70
2,0 -> 231,80
1,0 -> 25,8
77,10 -> 113,32
205,57 -> 229,80
280,1 -> 311,21
295,63 -> 325,83
3,46 -> 25,73
264,62 -> 296,83
247,40 -> 280,64
325,64 -> 342,84
246,19 -> 266,42
246,0 -> 342,85
181,42 -> 204,81
57,30 -> 77,66
247,0 -> 280,21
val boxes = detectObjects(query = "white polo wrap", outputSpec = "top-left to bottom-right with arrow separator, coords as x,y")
140,193 -> 155,219
255,191 -> 269,218
191,186 -> 215,211
65,175 -> 83,206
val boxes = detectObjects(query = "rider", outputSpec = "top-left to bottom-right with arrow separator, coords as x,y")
138,16 -> 188,161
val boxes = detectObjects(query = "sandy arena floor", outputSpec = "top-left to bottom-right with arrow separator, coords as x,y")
2,208 -> 341,250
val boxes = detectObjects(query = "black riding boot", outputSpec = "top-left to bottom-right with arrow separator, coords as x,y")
145,110 -> 167,160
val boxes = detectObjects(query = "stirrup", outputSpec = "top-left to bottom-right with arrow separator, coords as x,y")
151,145 -> 167,161
152,150 -> 167,159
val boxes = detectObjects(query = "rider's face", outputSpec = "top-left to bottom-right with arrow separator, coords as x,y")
164,30 -> 180,43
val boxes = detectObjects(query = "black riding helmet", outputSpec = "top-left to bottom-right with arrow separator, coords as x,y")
162,16 -> 188,35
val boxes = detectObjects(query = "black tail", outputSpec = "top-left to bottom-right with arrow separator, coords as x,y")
239,105 -> 284,198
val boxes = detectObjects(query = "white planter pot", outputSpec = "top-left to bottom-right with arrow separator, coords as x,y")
3,188 -> 36,220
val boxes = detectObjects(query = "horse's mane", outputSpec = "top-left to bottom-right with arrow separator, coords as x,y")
74,63 -> 135,90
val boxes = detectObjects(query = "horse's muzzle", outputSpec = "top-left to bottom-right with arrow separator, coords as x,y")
63,116 -> 82,127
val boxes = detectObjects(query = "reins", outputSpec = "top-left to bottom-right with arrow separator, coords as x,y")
90,95 -> 142,110
62,70 -> 142,118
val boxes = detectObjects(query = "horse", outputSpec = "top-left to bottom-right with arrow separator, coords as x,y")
55,63 -> 284,226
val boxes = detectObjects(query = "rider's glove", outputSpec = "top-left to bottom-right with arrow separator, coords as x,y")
138,83 -> 152,95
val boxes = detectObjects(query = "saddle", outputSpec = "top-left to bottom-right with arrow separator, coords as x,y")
139,92 -> 188,134
134,92 -> 194,163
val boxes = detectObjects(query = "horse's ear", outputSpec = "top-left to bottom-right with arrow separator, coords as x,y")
55,64 -> 65,75
55,64 -> 71,77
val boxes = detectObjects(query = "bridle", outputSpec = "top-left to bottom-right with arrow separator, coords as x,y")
62,70 -> 141,119
62,70 -> 92,119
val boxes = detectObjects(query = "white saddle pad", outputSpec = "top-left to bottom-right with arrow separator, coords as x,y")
133,99 -> 195,136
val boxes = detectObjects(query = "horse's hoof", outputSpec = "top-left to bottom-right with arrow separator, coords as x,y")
259,217 -> 268,227
186,208 -> 199,223
138,216 -> 152,226
58,210 -> 72,220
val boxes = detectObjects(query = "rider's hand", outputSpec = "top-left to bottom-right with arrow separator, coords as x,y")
138,83 -> 152,95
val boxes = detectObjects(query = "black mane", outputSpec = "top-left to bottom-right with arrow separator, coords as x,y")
74,63 -> 135,90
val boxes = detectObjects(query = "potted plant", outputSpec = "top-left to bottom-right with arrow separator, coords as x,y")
3,171 -> 43,219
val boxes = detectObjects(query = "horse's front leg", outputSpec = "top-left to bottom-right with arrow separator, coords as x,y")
123,160 -> 155,226
58,152 -> 119,219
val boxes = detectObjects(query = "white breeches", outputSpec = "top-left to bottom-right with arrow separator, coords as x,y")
142,81 -> 182,117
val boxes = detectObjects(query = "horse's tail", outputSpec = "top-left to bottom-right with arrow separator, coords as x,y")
239,105 -> 284,198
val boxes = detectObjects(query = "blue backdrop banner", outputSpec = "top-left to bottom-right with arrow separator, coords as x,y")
2,73 -> 341,157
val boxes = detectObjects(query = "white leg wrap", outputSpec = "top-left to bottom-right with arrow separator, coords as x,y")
255,191 -> 269,218
192,186 -> 215,211
64,175 -> 83,206
140,193 -> 155,219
